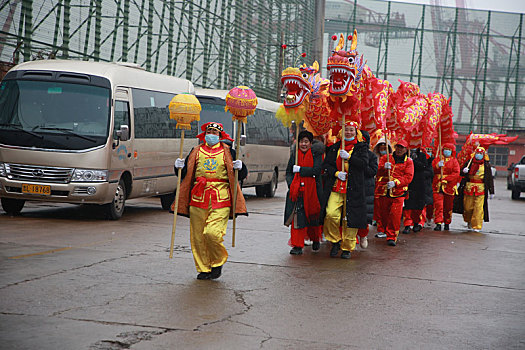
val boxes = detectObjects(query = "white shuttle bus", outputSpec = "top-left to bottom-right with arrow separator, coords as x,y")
195,88 -> 290,197
0,60 -> 198,219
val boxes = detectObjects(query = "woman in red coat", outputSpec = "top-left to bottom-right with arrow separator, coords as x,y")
432,143 -> 460,231
375,139 -> 414,246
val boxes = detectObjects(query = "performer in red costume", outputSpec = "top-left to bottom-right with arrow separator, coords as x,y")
375,139 -> 414,246
173,122 -> 247,280
432,143 -> 460,231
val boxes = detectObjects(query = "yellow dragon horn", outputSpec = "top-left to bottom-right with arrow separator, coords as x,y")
312,61 -> 319,72
350,29 -> 358,51
335,34 -> 345,52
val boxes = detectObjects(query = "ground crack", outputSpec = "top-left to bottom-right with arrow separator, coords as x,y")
89,329 -> 167,350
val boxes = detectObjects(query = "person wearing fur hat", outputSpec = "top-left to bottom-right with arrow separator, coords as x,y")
284,130 -> 323,255
453,146 -> 494,232
372,138 -> 392,238
320,121 -> 369,259
173,122 -> 247,280
432,143 -> 460,231
375,139 -> 414,246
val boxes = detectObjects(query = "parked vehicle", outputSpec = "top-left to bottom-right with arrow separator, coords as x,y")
508,155 -> 525,199
195,88 -> 290,197
0,60 -> 196,218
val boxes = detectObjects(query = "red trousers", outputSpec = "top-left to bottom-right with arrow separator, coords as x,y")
357,225 -> 369,238
403,209 -> 424,227
433,192 -> 454,224
290,225 -> 322,248
377,196 -> 405,241
425,204 -> 433,221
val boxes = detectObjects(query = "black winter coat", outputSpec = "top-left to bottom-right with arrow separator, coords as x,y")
283,146 -> 323,228
364,150 -> 378,224
404,149 -> 434,210
320,139 -> 369,229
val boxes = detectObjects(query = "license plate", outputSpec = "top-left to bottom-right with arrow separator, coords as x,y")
22,184 -> 51,195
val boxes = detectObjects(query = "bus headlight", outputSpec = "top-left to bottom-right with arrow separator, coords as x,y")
0,162 -> 5,177
71,169 -> 108,182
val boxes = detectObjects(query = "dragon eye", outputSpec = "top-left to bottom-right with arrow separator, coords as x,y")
348,57 -> 355,64
302,72 -> 308,79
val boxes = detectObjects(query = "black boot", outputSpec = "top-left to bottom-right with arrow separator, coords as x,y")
210,265 -> 222,279
412,224 -> 422,232
434,224 -> 442,231
387,239 -> 397,246
290,246 -> 303,255
444,224 -> 450,231
340,250 -> 351,259
330,241 -> 341,257
312,241 -> 320,251
197,272 -> 212,280
402,226 -> 411,234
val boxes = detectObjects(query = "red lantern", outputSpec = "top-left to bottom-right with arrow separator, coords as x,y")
281,44 -> 287,49
301,52 -> 306,57
331,35 -> 337,40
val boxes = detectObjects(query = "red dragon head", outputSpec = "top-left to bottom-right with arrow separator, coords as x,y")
327,30 -> 365,96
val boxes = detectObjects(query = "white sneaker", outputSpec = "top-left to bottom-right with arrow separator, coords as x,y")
360,236 -> 368,249
375,232 -> 387,238
473,229 -> 480,233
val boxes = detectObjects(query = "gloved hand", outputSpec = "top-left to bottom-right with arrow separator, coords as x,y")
489,193 -> 495,200
463,167 -> 469,174
233,159 -> 243,170
339,150 -> 350,160
337,171 -> 347,181
387,181 -> 395,189
438,160 -> 445,167
293,165 -> 301,173
384,162 -> 392,169
174,158 -> 185,169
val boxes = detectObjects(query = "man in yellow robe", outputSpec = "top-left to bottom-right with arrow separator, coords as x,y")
173,122 -> 247,279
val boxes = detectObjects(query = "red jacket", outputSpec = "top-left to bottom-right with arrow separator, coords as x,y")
375,154 -> 414,198
432,156 -> 460,195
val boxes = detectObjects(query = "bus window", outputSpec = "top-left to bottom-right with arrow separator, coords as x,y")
114,101 -> 130,138
132,88 -> 198,139
246,109 -> 289,146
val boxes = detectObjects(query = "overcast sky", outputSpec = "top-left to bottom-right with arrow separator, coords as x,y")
381,0 -> 525,14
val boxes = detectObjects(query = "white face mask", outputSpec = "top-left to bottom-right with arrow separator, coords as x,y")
475,153 -> 483,160
205,134 -> 219,146
443,150 -> 452,157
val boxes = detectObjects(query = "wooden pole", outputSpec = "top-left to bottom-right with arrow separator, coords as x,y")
231,120 -> 242,247
385,133 -> 391,196
438,123 -> 443,191
169,130 -> 184,259
295,122 -> 299,165
342,115 -> 347,227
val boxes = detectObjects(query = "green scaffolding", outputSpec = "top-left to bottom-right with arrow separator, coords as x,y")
0,0 -> 317,101
324,0 -> 525,134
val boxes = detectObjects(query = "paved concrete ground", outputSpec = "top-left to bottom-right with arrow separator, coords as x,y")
0,178 -> 524,349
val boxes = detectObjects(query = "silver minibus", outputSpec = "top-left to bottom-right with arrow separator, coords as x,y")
0,60 -> 197,219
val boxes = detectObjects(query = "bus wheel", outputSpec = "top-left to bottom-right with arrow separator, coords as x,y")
105,179 -> 126,219
1,198 -> 25,215
263,171 -> 278,198
160,192 -> 175,210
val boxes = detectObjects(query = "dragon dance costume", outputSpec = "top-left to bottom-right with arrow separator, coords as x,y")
454,146 -> 494,231
432,143 -> 460,230
375,139 -> 414,245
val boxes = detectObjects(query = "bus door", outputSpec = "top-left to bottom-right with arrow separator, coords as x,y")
110,88 -> 133,180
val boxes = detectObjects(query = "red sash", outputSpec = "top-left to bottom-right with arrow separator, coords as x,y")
290,149 -> 320,224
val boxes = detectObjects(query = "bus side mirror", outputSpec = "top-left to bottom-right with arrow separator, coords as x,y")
116,125 -> 129,141
240,134 -> 246,146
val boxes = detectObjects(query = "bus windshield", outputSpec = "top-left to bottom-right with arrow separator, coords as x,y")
0,79 -> 111,150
